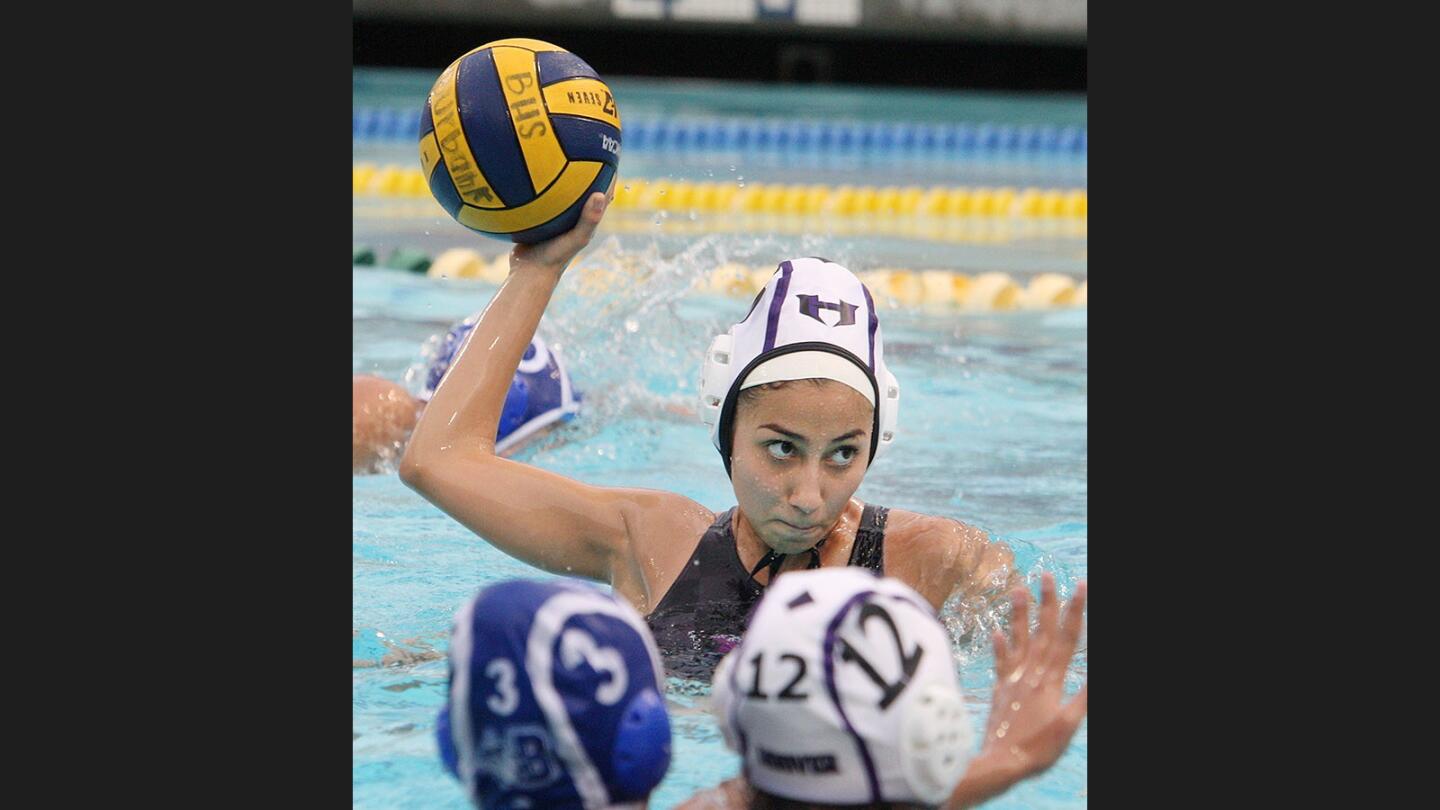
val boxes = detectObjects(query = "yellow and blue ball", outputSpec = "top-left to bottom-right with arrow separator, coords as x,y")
419,39 -> 621,244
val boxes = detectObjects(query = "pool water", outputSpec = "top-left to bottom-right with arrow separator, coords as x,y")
354,68 -> 1085,809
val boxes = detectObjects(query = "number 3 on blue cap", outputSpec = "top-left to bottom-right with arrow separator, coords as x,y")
486,658 -> 520,715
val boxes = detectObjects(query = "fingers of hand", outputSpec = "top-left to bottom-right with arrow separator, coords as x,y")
512,192 -> 609,266
584,191 -> 608,224
1008,585 -> 1031,653
559,193 -> 608,256
992,629 -> 1010,677
1036,573 -> 1060,650
1050,579 -> 1086,671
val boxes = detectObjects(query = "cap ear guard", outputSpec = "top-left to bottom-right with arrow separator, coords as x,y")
874,367 -> 900,459
698,333 -> 734,441
609,688 -> 672,799
898,682 -> 973,804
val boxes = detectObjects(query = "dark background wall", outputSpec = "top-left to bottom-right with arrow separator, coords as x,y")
353,0 -> 1086,92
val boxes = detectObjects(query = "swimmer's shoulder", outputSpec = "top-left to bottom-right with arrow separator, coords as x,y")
353,375 -> 422,474
877,509 -> 992,607
881,508 -> 987,545
614,490 -> 714,560
352,374 -> 418,408
610,490 -> 715,612
617,489 -> 715,538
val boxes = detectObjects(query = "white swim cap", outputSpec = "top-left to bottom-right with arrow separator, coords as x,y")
698,258 -> 901,475
710,568 -> 973,806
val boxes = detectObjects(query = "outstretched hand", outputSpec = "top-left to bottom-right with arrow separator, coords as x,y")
510,186 -> 613,276
984,572 -> 1088,777
944,573 -> 1087,809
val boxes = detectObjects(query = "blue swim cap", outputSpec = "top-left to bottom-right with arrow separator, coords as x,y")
439,580 -> 673,810
416,316 -> 581,453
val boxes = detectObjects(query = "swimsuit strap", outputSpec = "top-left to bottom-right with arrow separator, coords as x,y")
847,504 -> 889,574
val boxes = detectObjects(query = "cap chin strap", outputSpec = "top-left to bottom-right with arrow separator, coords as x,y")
749,537 -> 827,584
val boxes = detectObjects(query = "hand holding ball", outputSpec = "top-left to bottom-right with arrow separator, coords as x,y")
419,39 -> 621,244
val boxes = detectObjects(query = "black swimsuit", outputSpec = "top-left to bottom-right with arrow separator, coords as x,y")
645,504 -> 890,681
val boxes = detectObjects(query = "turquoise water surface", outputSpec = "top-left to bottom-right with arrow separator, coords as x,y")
354,68 -> 1086,809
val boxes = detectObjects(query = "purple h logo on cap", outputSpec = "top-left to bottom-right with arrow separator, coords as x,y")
797,294 -> 859,326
